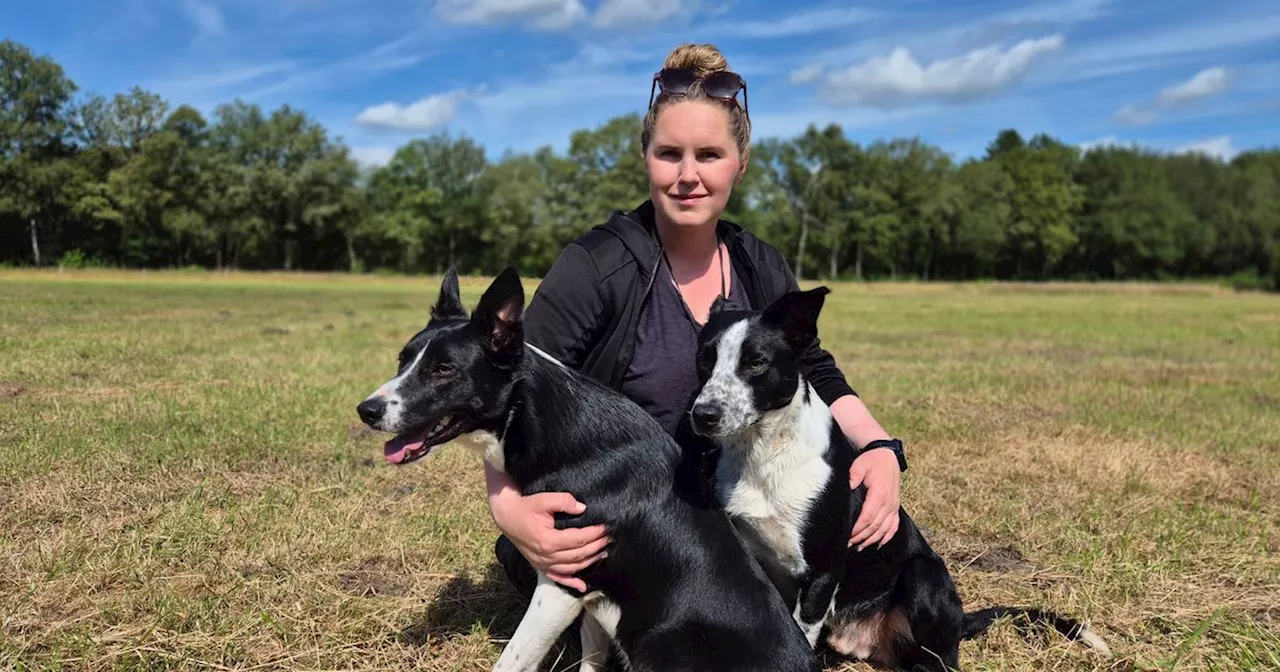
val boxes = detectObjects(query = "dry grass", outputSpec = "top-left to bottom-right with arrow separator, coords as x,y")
1,269 -> 1277,671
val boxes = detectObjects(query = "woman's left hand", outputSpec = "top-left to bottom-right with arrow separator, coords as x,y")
847,447 -> 902,550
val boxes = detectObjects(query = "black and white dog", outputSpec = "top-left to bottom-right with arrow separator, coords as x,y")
356,268 -> 820,672
688,288 -> 1112,671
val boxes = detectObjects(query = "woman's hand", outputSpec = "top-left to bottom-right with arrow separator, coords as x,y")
486,462 -> 610,592
847,447 -> 901,551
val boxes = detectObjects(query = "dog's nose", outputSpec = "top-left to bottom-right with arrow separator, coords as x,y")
357,398 -> 386,425
691,403 -> 722,432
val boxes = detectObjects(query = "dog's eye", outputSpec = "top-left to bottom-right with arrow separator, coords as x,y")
746,357 -> 767,373
432,362 -> 455,376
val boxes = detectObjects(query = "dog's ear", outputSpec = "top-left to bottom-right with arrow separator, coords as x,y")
761,286 -> 830,352
710,295 -> 734,316
431,266 -> 466,320
471,267 -> 525,361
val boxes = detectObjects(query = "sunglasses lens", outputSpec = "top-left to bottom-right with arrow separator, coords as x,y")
659,68 -> 696,94
703,72 -> 743,99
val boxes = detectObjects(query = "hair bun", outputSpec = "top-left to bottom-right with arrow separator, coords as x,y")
663,43 -> 729,77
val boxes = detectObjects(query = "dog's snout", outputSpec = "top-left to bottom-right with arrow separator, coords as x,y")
357,398 -> 386,425
691,403 -> 722,432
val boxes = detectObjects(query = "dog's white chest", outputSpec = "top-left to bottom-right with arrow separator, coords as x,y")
716,449 -> 830,577
452,429 -> 505,472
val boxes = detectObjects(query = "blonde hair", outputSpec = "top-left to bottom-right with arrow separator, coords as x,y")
641,43 -> 752,162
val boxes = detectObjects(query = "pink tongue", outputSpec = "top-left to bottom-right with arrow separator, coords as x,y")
384,432 -> 428,464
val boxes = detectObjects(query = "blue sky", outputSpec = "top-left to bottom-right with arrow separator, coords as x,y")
6,0 -> 1278,167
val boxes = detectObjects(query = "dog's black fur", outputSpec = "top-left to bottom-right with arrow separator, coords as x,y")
357,268 -> 819,672
688,288 -> 1112,671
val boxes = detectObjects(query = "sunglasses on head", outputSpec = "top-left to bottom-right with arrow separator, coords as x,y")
648,68 -> 749,117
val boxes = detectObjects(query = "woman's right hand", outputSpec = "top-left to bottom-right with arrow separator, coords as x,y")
486,462 -> 610,592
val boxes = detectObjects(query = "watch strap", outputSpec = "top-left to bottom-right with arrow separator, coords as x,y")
860,438 -> 908,472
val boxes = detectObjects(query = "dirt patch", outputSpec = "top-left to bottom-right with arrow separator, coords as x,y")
915,528 -> 1042,574
964,544 -> 1042,574
0,382 -> 28,397
1248,607 -> 1277,625
336,556 -> 410,598
237,562 -> 289,581
348,425 -> 379,441
930,529 -> 1045,575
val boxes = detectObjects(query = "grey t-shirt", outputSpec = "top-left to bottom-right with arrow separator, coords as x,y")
619,254 -> 751,438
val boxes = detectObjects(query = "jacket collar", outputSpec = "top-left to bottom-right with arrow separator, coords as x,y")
597,199 -> 748,282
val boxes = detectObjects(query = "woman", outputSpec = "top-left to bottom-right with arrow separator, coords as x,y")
488,43 -> 907,596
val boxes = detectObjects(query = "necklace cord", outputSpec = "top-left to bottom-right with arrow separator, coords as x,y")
659,234 -> 727,327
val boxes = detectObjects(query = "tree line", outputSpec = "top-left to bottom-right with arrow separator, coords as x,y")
2,39 -> 1277,288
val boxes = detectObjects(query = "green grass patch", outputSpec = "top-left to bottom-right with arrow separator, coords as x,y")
1,270 -> 1277,671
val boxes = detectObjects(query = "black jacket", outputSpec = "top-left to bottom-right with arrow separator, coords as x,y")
523,200 -> 857,406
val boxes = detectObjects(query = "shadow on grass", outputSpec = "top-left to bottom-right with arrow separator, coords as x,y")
398,563 -> 925,672
401,562 -> 524,645
399,562 -> 590,670
394,564 -> 885,672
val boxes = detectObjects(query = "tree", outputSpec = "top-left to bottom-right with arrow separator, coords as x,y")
1163,153 -> 1227,276
2,36 -> 1279,290
0,39 -> 78,266
479,153 -> 544,272
364,134 -> 488,273
1075,147 -> 1190,279
564,114 -> 648,235
985,128 -> 1025,160
950,160 -> 1012,278
990,138 -> 1083,279
882,138 -> 960,280
1228,151 -> 1280,283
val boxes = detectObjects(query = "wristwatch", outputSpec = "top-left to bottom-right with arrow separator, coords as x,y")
860,438 -> 908,472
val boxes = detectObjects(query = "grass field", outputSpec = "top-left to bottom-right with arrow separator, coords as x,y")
1,269 -> 1277,672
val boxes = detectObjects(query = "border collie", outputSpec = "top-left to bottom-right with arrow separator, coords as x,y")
688,287 -> 1112,671
356,268 -> 820,672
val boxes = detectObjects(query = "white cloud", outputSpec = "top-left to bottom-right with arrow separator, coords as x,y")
1113,103 -> 1156,126
182,0 -> 226,38
434,0 -> 587,30
789,63 -> 823,85
1176,136 -> 1236,161
722,6 -> 879,39
748,104 -> 936,143
150,61 -> 297,94
472,71 -> 633,115
1077,135 -> 1126,153
799,0 -> 1102,77
545,42 -> 653,75
1080,133 -> 1121,150
1077,136 -> 1242,159
989,0 -> 1114,26
820,35 -> 1065,107
1057,12 -> 1280,81
350,146 -> 398,167
235,31 -> 430,101
592,0 -> 683,28
355,89 -> 479,131
1157,67 -> 1230,106
1104,67 -> 1231,128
